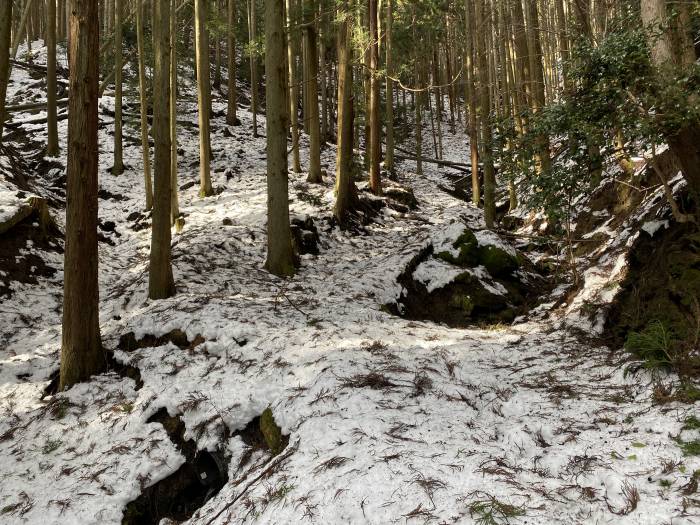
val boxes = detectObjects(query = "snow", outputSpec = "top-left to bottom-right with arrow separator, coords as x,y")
474,229 -> 518,258
0,41 -> 698,525
412,258 -> 465,293
431,221 -> 471,258
641,220 -> 669,236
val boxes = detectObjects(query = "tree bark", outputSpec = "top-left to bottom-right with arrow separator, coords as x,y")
46,0 -> 59,156
170,0 -> 179,223
286,0 -> 302,172
136,0 -> 154,209
368,0 -> 381,194
227,0 -> 238,125
149,0 -> 175,299
112,0 -> 124,173
264,0 -> 296,276
475,0 -> 496,227
384,0 -> 394,174
0,0 -> 11,142
248,0 -> 259,137
333,4 -> 357,224
60,0 -> 105,390
303,12 -> 322,183
465,0 -> 480,205
195,0 -> 214,196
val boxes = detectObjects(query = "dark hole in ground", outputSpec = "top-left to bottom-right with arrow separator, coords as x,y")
235,415 -> 290,471
0,207 -> 62,297
122,409 -> 289,525
118,329 -> 204,352
122,409 -> 230,525
42,351 -> 143,397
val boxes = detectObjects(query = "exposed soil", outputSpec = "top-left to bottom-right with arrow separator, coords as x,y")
604,216 -> 700,378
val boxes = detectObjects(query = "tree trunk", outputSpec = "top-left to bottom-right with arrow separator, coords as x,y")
214,1 -> 222,89
286,0 -> 301,172
45,0 -> 59,156
303,14 -> 322,183
264,0 -> 296,276
195,0 -> 214,196
12,0 -> 34,59
136,0 -> 153,209
641,0 -> 700,208
525,0 -> 551,174
384,0 -> 394,174
112,0 -> 123,172
149,0 -> 175,299
248,0 -> 259,137
368,0 -> 381,193
475,0 -> 496,227
60,0 -> 105,390
170,0 -> 179,224
465,0 -> 480,205
227,0 -> 238,125
0,0 -> 10,142
333,4 -> 357,224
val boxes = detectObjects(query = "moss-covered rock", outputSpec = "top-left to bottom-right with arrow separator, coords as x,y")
260,407 -> 283,455
478,245 -> 519,277
436,230 -> 480,267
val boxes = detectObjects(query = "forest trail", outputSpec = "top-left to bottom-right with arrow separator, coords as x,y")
0,45 -> 698,525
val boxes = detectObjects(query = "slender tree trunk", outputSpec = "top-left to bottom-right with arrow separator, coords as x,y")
136,0 -> 154,209
248,0 -> 259,137
46,0 -> 59,156
149,0 -> 175,299
414,63 -> 423,174
286,0 -> 301,172
12,0 -> 34,59
384,0 -> 394,174
319,2 -> 328,143
264,0 -> 296,276
170,0 -> 179,224
195,0 -> 214,196
227,0 -> 238,125
303,13 -> 322,183
368,0 -> 381,193
112,0 -> 123,172
0,0 -> 11,142
465,0 -> 480,204
525,0 -> 551,174
60,0 -> 104,390
333,4 -> 357,224
214,1 -> 222,89
475,0 -> 496,227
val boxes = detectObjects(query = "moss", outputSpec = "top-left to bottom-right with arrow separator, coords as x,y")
435,230 -> 480,267
449,294 -> 474,315
260,408 -> 283,455
478,245 -> 519,277
676,268 -> 700,308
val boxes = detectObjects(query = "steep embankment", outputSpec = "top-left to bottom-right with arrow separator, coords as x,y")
0,43 -> 698,525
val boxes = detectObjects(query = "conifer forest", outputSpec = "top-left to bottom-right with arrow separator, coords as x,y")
0,0 -> 699,523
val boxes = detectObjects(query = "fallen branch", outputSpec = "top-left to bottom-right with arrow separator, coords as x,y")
5,98 -> 69,113
204,441 -> 298,525
6,110 -> 68,128
394,153 -> 471,173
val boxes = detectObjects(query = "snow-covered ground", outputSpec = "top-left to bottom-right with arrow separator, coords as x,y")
0,43 -> 698,525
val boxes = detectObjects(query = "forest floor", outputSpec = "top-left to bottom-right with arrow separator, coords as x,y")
0,43 -> 699,525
